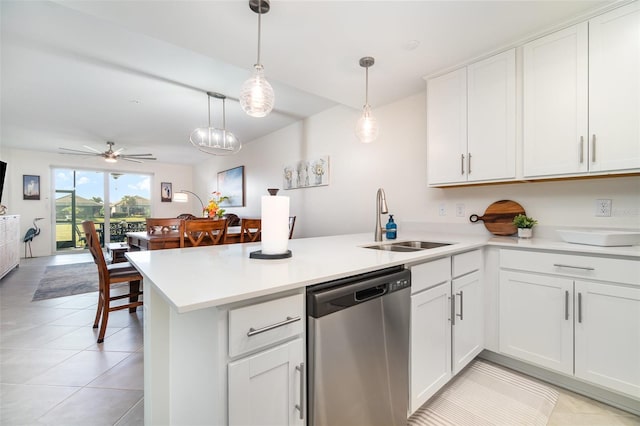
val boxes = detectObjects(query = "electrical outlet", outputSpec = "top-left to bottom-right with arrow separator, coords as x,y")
438,203 -> 447,216
595,199 -> 612,217
456,203 -> 465,217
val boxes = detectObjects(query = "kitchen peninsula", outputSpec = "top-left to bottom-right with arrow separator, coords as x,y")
126,231 -> 640,425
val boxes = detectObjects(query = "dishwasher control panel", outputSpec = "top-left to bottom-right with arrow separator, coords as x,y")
389,277 -> 410,292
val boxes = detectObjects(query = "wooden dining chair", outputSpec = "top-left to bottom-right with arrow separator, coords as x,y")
82,221 -> 143,344
181,219 -> 228,247
288,216 -> 296,239
240,218 -> 262,243
146,218 -> 183,234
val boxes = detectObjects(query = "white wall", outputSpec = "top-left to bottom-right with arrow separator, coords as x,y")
0,148 -> 193,257
195,91 -> 640,239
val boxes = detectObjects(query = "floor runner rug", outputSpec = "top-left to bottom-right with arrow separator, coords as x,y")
409,359 -> 559,426
32,262 -> 99,301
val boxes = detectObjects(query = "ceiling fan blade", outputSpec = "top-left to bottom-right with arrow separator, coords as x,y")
113,148 -> 125,155
60,151 -> 99,156
82,145 -> 103,153
60,147 -> 96,154
121,153 -> 155,157
122,157 -> 143,163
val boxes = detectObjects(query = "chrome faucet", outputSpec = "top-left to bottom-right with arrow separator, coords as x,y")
375,188 -> 389,241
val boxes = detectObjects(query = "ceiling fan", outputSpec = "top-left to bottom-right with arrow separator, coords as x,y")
59,141 -> 157,163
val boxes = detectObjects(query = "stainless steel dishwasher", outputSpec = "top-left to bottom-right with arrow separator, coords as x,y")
307,266 -> 411,426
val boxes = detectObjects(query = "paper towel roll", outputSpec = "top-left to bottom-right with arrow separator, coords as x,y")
261,195 -> 289,255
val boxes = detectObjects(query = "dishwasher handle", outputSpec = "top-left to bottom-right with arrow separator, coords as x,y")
354,285 -> 387,302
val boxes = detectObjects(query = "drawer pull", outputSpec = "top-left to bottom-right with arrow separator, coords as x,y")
456,290 -> 464,321
578,292 -> 583,324
295,362 -> 305,420
553,264 -> 595,271
247,316 -> 301,337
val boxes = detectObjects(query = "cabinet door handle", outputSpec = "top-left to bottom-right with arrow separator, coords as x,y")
295,362 -> 305,420
456,290 -> 464,320
564,290 -> 569,321
461,154 -> 465,175
468,153 -> 472,175
578,293 -> 583,324
247,316 -> 301,337
591,134 -> 596,163
579,136 -> 584,164
553,263 -> 595,271
450,295 -> 456,325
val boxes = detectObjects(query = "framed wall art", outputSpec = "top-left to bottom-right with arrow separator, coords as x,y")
161,182 -> 172,202
23,175 -> 40,200
217,165 -> 245,207
283,156 -> 329,190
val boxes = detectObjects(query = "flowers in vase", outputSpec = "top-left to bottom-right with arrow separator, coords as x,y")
204,191 -> 229,218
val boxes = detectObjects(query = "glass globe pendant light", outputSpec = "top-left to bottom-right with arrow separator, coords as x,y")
356,56 -> 379,143
189,92 -> 241,156
240,0 -> 274,118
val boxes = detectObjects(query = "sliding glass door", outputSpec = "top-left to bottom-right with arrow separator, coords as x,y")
54,169 -> 151,252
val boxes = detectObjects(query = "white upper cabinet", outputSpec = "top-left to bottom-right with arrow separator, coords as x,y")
427,67 -> 468,185
589,2 -> 640,172
524,2 -> 640,178
427,49 -> 516,186
523,23 -> 589,176
467,49 -> 516,182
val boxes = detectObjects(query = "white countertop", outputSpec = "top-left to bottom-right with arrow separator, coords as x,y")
126,231 -> 640,314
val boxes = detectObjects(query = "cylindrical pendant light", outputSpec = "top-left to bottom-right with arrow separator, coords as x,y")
190,92 -> 241,155
240,0 -> 274,118
356,56 -> 379,143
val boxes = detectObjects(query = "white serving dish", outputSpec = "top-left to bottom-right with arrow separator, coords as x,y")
557,229 -> 640,247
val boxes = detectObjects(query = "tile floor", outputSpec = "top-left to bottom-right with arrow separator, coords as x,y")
1,253 -> 639,425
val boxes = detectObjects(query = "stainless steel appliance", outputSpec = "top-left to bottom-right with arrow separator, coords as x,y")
307,266 -> 411,426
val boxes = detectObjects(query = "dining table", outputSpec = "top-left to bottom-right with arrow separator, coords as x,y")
126,226 -> 243,251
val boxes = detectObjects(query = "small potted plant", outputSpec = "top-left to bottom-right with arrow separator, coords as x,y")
513,214 -> 538,238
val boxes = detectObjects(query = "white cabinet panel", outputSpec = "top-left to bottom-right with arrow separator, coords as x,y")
467,49 -> 516,182
499,270 -> 574,375
229,338 -> 304,426
410,282 -> 452,413
574,281 -> 640,398
452,271 -> 483,374
523,23 -> 589,177
589,2 -> 640,172
427,67 -> 467,185
0,215 -> 20,280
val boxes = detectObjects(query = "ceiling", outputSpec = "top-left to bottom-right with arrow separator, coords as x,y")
1,0 -> 613,165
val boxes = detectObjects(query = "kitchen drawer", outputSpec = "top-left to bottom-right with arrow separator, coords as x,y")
411,257 -> 451,294
452,249 -> 482,278
228,293 -> 304,358
500,249 -> 640,286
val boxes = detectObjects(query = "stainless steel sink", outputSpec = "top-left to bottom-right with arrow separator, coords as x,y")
363,240 -> 451,252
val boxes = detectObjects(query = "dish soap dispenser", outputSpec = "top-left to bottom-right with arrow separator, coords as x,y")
386,215 -> 397,240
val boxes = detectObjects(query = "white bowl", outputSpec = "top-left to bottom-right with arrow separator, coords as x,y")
557,229 -> 640,247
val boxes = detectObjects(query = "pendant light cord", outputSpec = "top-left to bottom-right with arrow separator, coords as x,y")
207,93 -> 212,127
256,2 -> 262,65
365,66 -> 369,106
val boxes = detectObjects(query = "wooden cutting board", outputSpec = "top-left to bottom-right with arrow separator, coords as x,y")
469,200 -> 526,236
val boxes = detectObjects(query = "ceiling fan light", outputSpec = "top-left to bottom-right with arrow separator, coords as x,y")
356,104 -> 379,143
240,64 -> 274,118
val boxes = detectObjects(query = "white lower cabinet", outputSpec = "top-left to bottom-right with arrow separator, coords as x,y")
410,281 -> 452,412
499,270 -> 574,374
574,281 -> 640,398
499,249 -> 640,399
228,338 -> 305,426
410,250 -> 483,413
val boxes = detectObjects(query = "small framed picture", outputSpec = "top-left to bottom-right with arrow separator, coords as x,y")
161,182 -> 172,202
23,175 -> 40,200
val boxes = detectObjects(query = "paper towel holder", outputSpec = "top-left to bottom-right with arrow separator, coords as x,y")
250,187 -> 292,259
249,249 -> 292,259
